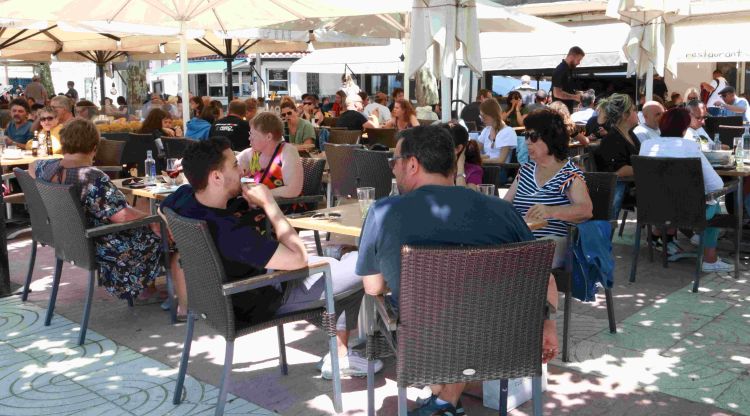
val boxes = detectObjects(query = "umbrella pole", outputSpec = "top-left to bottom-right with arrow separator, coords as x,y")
180,22 -> 190,128
403,36 -> 410,101
97,63 -> 106,108
225,39 -> 234,102
646,64 -> 654,101
441,75 -> 451,122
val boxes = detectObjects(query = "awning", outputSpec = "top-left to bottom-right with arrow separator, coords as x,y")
288,39 -> 404,74
155,60 -> 245,75
478,22 -> 629,71
666,15 -> 750,75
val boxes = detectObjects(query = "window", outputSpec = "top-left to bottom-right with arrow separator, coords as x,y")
306,73 -> 320,95
241,71 -> 253,96
268,69 -> 289,95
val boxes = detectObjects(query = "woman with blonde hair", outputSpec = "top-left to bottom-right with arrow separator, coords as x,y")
549,101 -> 590,145
371,98 -> 419,131
476,97 -> 517,164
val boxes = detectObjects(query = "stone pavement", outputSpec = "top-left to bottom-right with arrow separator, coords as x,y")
1,223 -> 749,415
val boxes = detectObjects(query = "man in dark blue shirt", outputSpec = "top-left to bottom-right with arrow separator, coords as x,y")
551,46 -> 585,113
161,137 -> 381,380
356,125 -> 559,416
4,98 -> 34,145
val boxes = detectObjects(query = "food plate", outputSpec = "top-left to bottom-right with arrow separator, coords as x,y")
2,155 -> 23,160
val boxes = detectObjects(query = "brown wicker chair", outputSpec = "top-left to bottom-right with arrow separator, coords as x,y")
94,138 -> 126,177
320,116 -> 338,127
365,128 -> 398,148
365,240 -> 555,416
328,129 -> 361,145
163,208 -> 347,415
417,118 -> 435,126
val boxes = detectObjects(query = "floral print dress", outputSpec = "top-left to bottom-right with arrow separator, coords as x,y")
35,159 -> 162,299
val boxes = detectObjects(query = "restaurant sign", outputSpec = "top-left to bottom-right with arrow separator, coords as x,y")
669,19 -> 750,64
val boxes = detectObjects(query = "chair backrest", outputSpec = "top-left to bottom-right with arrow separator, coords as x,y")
300,157 -> 326,196
365,128 -> 398,148
100,132 -> 130,141
353,149 -> 393,199
718,125 -> 745,148
579,152 -> 598,172
13,169 -> 54,246
705,115 -> 743,137
465,121 -> 478,132
328,129 -> 361,145
325,143 -> 363,199
34,179 -> 96,270
95,138 -> 126,167
582,172 -> 617,221
163,208 -> 236,340
121,133 -> 162,176
480,165 -> 504,189
396,240 -> 555,386
417,119 -> 434,126
631,156 -> 706,229
321,117 -> 338,127
162,137 -> 192,159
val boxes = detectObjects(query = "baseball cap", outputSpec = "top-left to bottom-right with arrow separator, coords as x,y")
719,86 -> 735,96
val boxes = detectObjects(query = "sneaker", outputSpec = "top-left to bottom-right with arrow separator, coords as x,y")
408,398 -> 458,416
321,350 -> 383,380
690,234 -> 700,246
702,258 -> 735,273
414,395 -> 465,416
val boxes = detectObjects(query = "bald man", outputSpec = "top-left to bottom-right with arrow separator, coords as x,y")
633,101 -> 664,143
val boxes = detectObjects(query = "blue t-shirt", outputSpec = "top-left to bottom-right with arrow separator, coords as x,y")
7,121 -> 33,144
355,185 -> 535,306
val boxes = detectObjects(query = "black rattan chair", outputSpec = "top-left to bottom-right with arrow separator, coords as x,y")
324,143 -> 363,207
100,132 -> 130,141
94,138 -> 126,177
365,128 -> 398,148
705,115 -> 743,138
328,129 -> 361,145
365,240 -> 555,416
718,125 -> 745,148
629,156 -> 739,292
121,133 -> 162,176
321,116 -> 338,127
14,169 -> 55,302
353,149 -> 393,199
163,208 -> 345,416
162,137 -> 192,159
35,179 -> 175,345
551,172 -> 618,362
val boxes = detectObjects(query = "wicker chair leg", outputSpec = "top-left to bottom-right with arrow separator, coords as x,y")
214,341 -> 234,416
693,232 -> 705,293
531,376 -> 543,416
127,295 -> 134,307
618,210 -> 628,237
499,378 -> 509,416
96,268 -> 102,287
734,228 -> 740,280
397,386 -> 408,416
276,325 -> 288,375
661,226 -> 669,269
647,225 -> 654,262
173,312 -> 195,405
44,259 -> 63,326
367,359 -> 376,416
605,288 -> 616,333
78,270 -> 96,346
629,223 -> 642,283
562,288 -> 572,362
22,239 -> 37,302
314,231 -> 323,256
161,221 -> 177,324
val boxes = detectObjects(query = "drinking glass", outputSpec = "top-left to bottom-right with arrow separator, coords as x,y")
165,158 -> 179,186
357,187 -> 375,219
478,184 -> 496,197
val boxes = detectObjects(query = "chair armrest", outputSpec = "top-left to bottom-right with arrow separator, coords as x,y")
372,294 -> 398,332
707,179 -> 739,202
97,165 -> 124,173
85,214 -> 162,238
1,172 -> 15,181
275,195 -> 325,206
222,261 -> 332,296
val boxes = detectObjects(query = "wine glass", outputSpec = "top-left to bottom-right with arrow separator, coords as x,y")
166,158 -> 180,186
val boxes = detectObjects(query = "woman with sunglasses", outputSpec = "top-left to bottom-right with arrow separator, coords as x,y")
280,100 -> 316,150
504,108 -> 593,267
301,96 -> 324,126
27,106 -> 62,154
477,97 -> 517,164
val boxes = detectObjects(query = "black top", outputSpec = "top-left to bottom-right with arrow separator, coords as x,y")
551,59 -> 576,112
595,127 -> 641,173
209,115 -> 251,151
460,101 -> 483,131
653,78 -> 668,101
585,115 -> 606,139
336,110 -> 368,131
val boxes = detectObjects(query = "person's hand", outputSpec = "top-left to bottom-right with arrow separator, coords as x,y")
542,320 -> 559,363
526,204 -> 555,221
714,101 -> 724,108
174,126 -> 183,136
597,127 -> 608,138
242,183 -> 275,210
149,221 -> 162,238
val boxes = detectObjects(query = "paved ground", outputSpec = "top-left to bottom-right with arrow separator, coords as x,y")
2,219 -> 749,415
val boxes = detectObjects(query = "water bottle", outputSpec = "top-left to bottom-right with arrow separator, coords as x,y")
144,150 -> 156,185
713,133 -> 721,150
736,136 -> 744,169
389,178 -> 399,196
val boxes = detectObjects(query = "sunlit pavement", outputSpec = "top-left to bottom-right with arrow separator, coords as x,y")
2,223 -> 748,415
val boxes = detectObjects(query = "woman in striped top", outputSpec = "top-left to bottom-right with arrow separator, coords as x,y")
504,108 -> 593,267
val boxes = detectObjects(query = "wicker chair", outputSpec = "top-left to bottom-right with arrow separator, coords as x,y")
121,133 -> 163,176
629,156 -> 739,292
551,172 -> 618,362
328,129 -> 361,145
717,125 -> 745,148
705,115 -> 743,138
365,128 -> 398,148
321,116 -> 338,127
162,137 -> 193,159
13,169 -> 55,302
94,138 -> 126,177
324,143 -> 363,207
353,149 -> 393,199
365,240 -> 555,416
163,208 -> 346,416
34,179 -> 175,345
100,132 -> 130,141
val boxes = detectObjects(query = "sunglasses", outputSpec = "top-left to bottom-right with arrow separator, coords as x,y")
525,131 -> 543,143
39,116 -> 55,122
282,111 -> 294,117
303,101 -> 313,105
388,155 -> 410,169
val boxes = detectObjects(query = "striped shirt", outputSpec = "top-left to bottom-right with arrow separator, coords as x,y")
512,160 -> 585,238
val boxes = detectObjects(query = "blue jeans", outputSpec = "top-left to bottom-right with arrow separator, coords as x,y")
703,204 -> 721,249
612,181 -> 627,220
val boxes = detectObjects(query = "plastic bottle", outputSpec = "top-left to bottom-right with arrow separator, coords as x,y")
736,135 -> 745,169
713,133 -> 721,150
389,178 -> 399,196
144,150 -> 156,185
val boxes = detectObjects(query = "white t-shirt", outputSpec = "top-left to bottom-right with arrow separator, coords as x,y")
633,123 -> 660,143
684,126 -> 717,149
707,78 -> 727,108
639,136 -> 723,194
477,125 -> 517,161
362,102 -> 391,124
571,108 -> 595,124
